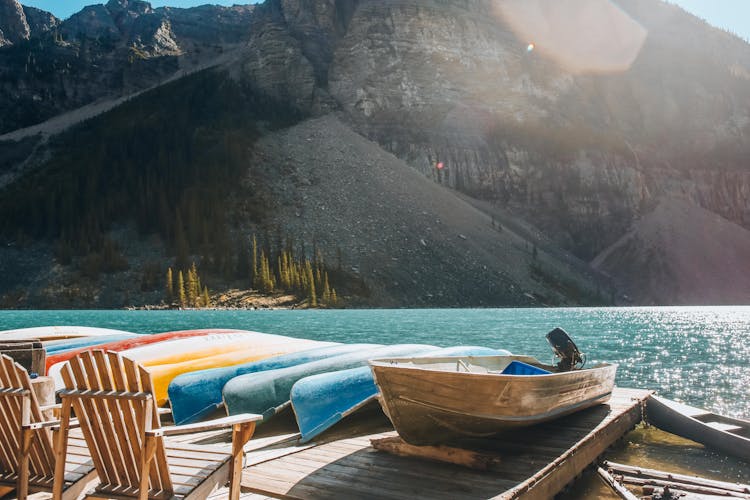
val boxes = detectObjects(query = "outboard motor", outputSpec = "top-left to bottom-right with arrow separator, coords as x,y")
546,327 -> 584,371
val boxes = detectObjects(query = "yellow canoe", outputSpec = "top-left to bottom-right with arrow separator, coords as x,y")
121,331 -> 316,367
146,339 -> 336,405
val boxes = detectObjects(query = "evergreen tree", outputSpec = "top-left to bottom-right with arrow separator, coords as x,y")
202,286 -> 211,308
165,267 -> 174,301
322,272 -> 331,305
251,235 -> 258,289
187,263 -> 198,307
177,270 -> 186,307
305,261 -> 317,307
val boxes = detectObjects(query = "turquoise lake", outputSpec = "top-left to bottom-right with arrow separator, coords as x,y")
1,307 -> 748,418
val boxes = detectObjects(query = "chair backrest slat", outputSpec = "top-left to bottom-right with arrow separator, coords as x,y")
62,354 -> 116,487
0,357 -> 22,474
98,350 -> 140,488
0,354 -> 56,478
61,350 -> 173,497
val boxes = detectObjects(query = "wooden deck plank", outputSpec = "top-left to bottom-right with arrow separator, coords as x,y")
241,387 -> 651,500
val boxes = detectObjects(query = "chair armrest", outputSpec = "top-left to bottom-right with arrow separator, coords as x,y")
147,413 -> 262,437
158,407 -> 172,416
23,417 -> 81,431
23,420 -> 63,430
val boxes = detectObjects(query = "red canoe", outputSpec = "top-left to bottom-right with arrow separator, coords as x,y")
44,328 -> 245,373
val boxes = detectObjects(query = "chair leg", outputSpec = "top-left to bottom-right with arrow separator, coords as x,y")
52,400 -> 73,500
16,427 -> 33,500
228,422 -> 256,500
138,435 -> 158,500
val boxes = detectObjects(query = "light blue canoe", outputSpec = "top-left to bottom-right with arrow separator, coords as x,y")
291,346 -> 511,443
43,333 -> 140,354
168,344 -> 378,425
223,344 -> 437,422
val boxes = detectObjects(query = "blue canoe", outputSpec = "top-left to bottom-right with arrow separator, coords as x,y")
223,344 -> 437,422
168,343 -> 378,424
43,333 -> 140,354
291,346 -> 511,443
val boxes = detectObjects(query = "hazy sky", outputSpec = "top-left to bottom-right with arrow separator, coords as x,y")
20,0 -> 750,42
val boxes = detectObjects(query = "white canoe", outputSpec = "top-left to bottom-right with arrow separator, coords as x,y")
0,326 -> 136,342
119,330 -> 317,366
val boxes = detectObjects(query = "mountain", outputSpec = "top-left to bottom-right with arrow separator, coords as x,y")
0,0 -> 748,307
0,0 -> 254,135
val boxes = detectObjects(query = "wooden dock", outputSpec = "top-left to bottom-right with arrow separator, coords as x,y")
13,388 -> 650,499
238,387 -> 652,499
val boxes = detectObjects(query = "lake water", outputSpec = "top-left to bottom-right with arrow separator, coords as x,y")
2,306 -> 749,492
2,306 -> 748,418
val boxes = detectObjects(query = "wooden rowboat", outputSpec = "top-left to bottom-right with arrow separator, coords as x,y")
291,346 -> 510,443
647,395 -> 750,461
370,354 -> 617,445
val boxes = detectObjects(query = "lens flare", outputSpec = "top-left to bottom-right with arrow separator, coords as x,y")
527,43 -> 535,52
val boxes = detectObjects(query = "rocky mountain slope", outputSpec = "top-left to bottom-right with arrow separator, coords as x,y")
0,0 -> 254,134
1,0 -> 749,307
593,198 -> 750,305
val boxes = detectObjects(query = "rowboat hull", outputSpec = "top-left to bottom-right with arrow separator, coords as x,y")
168,343 -> 372,425
292,346 -> 511,443
45,328 -> 239,373
224,344 -> 437,422
370,355 -> 617,445
0,326 -> 135,342
646,395 -> 750,461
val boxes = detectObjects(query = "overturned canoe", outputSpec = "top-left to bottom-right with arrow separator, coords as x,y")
370,354 -> 617,445
121,330 -> 291,366
145,336 -> 335,405
646,395 -> 750,461
224,344 -> 437,422
168,343 -> 376,425
0,326 -> 136,342
43,333 -> 139,355
292,346 -> 511,443
45,328 -> 239,373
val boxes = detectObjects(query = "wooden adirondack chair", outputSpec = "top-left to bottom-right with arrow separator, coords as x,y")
53,350 -> 262,500
0,353 -> 97,499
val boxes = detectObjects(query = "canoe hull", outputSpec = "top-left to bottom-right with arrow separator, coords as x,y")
370,355 -> 617,445
168,343 -> 371,425
646,395 -> 750,461
223,344 -> 437,421
0,326 -> 135,342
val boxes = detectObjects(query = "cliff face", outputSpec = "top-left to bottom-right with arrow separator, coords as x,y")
237,0 -> 750,260
0,0 -> 31,46
1,0 -> 749,306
